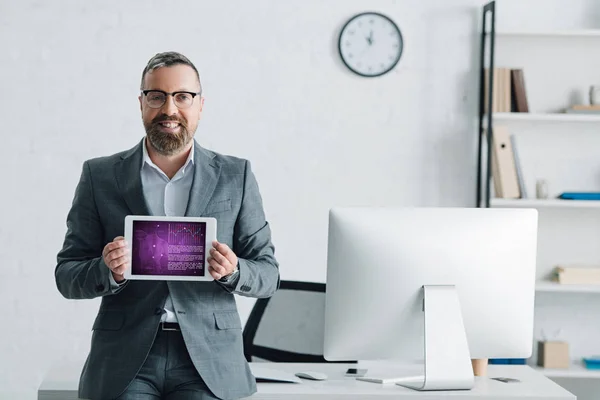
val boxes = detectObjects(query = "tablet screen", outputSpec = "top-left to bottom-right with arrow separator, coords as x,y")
131,220 -> 207,276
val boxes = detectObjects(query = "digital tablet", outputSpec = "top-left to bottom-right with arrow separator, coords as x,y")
123,215 -> 217,281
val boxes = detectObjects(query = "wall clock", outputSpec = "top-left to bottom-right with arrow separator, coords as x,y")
338,12 -> 403,77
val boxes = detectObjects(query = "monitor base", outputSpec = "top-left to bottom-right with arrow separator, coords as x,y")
357,285 -> 475,391
357,375 -> 425,385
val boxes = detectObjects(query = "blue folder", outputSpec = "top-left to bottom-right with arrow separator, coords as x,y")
489,358 -> 526,365
557,192 -> 600,200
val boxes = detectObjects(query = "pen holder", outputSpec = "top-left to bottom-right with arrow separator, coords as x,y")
537,341 -> 569,369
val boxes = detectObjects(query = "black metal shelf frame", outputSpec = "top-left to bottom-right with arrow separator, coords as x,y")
477,1 -> 496,208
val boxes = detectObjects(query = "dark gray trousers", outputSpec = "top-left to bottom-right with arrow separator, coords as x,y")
115,327 -> 218,400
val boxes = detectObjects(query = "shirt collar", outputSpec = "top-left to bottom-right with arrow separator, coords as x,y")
142,137 -> 195,174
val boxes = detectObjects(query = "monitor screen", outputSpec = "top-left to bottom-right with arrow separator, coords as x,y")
324,207 -> 538,362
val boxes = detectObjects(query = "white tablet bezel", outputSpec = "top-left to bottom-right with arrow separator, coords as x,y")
123,215 -> 217,281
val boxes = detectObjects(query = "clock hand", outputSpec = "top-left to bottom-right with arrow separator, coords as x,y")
365,30 -> 373,45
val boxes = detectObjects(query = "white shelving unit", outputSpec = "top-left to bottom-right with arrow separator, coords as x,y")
491,198 -> 600,209
495,29 -> 600,37
534,362 -> 600,379
536,281 -> 600,294
491,112 -> 600,123
484,22 -> 600,398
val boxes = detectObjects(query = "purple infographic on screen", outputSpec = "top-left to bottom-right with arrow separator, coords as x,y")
131,220 -> 207,276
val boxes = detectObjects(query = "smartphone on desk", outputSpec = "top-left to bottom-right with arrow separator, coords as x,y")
345,368 -> 368,377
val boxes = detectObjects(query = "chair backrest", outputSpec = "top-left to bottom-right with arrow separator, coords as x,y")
243,280 -> 354,363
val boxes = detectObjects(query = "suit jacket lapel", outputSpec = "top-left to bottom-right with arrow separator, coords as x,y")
185,140 -> 221,217
115,139 -> 151,216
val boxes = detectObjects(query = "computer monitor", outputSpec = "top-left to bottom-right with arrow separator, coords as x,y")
323,207 -> 538,391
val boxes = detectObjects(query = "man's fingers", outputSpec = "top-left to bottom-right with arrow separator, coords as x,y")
109,255 -> 129,271
109,240 -> 127,251
105,247 -> 129,264
208,265 -> 223,280
212,240 -> 231,256
112,264 -> 128,275
208,257 -> 227,275
102,237 -> 129,275
212,241 -> 238,267
104,239 -> 127,257
210,241 -> 237,281
208,259 -> 227,277
209,248 -> 229,267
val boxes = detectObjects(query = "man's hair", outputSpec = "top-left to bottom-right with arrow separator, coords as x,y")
140,51 -> 202,93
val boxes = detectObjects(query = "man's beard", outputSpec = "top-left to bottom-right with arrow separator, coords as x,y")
144,114 -> 194,156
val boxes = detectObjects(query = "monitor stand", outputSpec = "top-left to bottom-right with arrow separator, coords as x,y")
356,285 -> 475,391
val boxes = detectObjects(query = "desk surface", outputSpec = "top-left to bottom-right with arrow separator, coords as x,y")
39,361 -> 575,400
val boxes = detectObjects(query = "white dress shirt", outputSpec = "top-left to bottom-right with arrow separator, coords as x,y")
141,138 -> 195,323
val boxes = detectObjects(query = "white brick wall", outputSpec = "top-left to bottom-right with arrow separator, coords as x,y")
1,0 -> 598,398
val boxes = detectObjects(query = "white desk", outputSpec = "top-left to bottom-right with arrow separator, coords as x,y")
38,362 -> 575,400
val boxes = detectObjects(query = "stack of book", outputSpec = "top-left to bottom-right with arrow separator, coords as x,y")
484,67 -> 529,113
483,67 -> 529,200
553,264 -> 600,285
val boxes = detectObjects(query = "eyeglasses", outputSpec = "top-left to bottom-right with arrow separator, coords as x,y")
141,90 -> 201,109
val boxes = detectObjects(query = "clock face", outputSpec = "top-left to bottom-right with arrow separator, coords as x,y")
338,12 -> 403,77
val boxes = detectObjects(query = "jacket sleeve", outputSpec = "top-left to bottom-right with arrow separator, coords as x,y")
220,160 -> 280,298
55,161 -> 127,299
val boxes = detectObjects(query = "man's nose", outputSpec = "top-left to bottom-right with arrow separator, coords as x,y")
161,95 -> 178,116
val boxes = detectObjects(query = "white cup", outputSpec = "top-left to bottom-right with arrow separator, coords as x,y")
536,179 -> 549,199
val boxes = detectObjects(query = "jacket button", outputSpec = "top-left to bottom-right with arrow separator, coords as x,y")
155,308 -> 163,315
96,284 -> 105,292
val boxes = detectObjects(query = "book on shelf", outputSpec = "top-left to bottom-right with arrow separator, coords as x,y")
484,67 -> 529,113
565,104 -> 600,114
553,264 -> 600,285
490,125 -> 523,199
510,69 -> 529,112
510,134 -> 527,198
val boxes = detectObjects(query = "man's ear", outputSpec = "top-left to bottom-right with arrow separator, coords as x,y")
198,96 -> 205,120
138,95 -> 143,113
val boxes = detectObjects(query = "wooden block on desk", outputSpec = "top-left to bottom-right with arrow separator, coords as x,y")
537,341 -> 569,369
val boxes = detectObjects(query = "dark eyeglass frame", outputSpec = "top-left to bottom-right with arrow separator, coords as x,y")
141,89 -> 202,109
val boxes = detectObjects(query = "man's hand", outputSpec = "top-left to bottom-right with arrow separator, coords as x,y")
103,236 -> 129,283
208,240 -> 238,280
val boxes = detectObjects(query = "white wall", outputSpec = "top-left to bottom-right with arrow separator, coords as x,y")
0,0 -> 597,398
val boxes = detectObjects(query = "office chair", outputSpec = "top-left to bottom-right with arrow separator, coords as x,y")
242,280 -> 354,363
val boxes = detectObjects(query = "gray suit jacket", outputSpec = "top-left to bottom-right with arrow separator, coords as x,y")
55,139 -> 280,400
